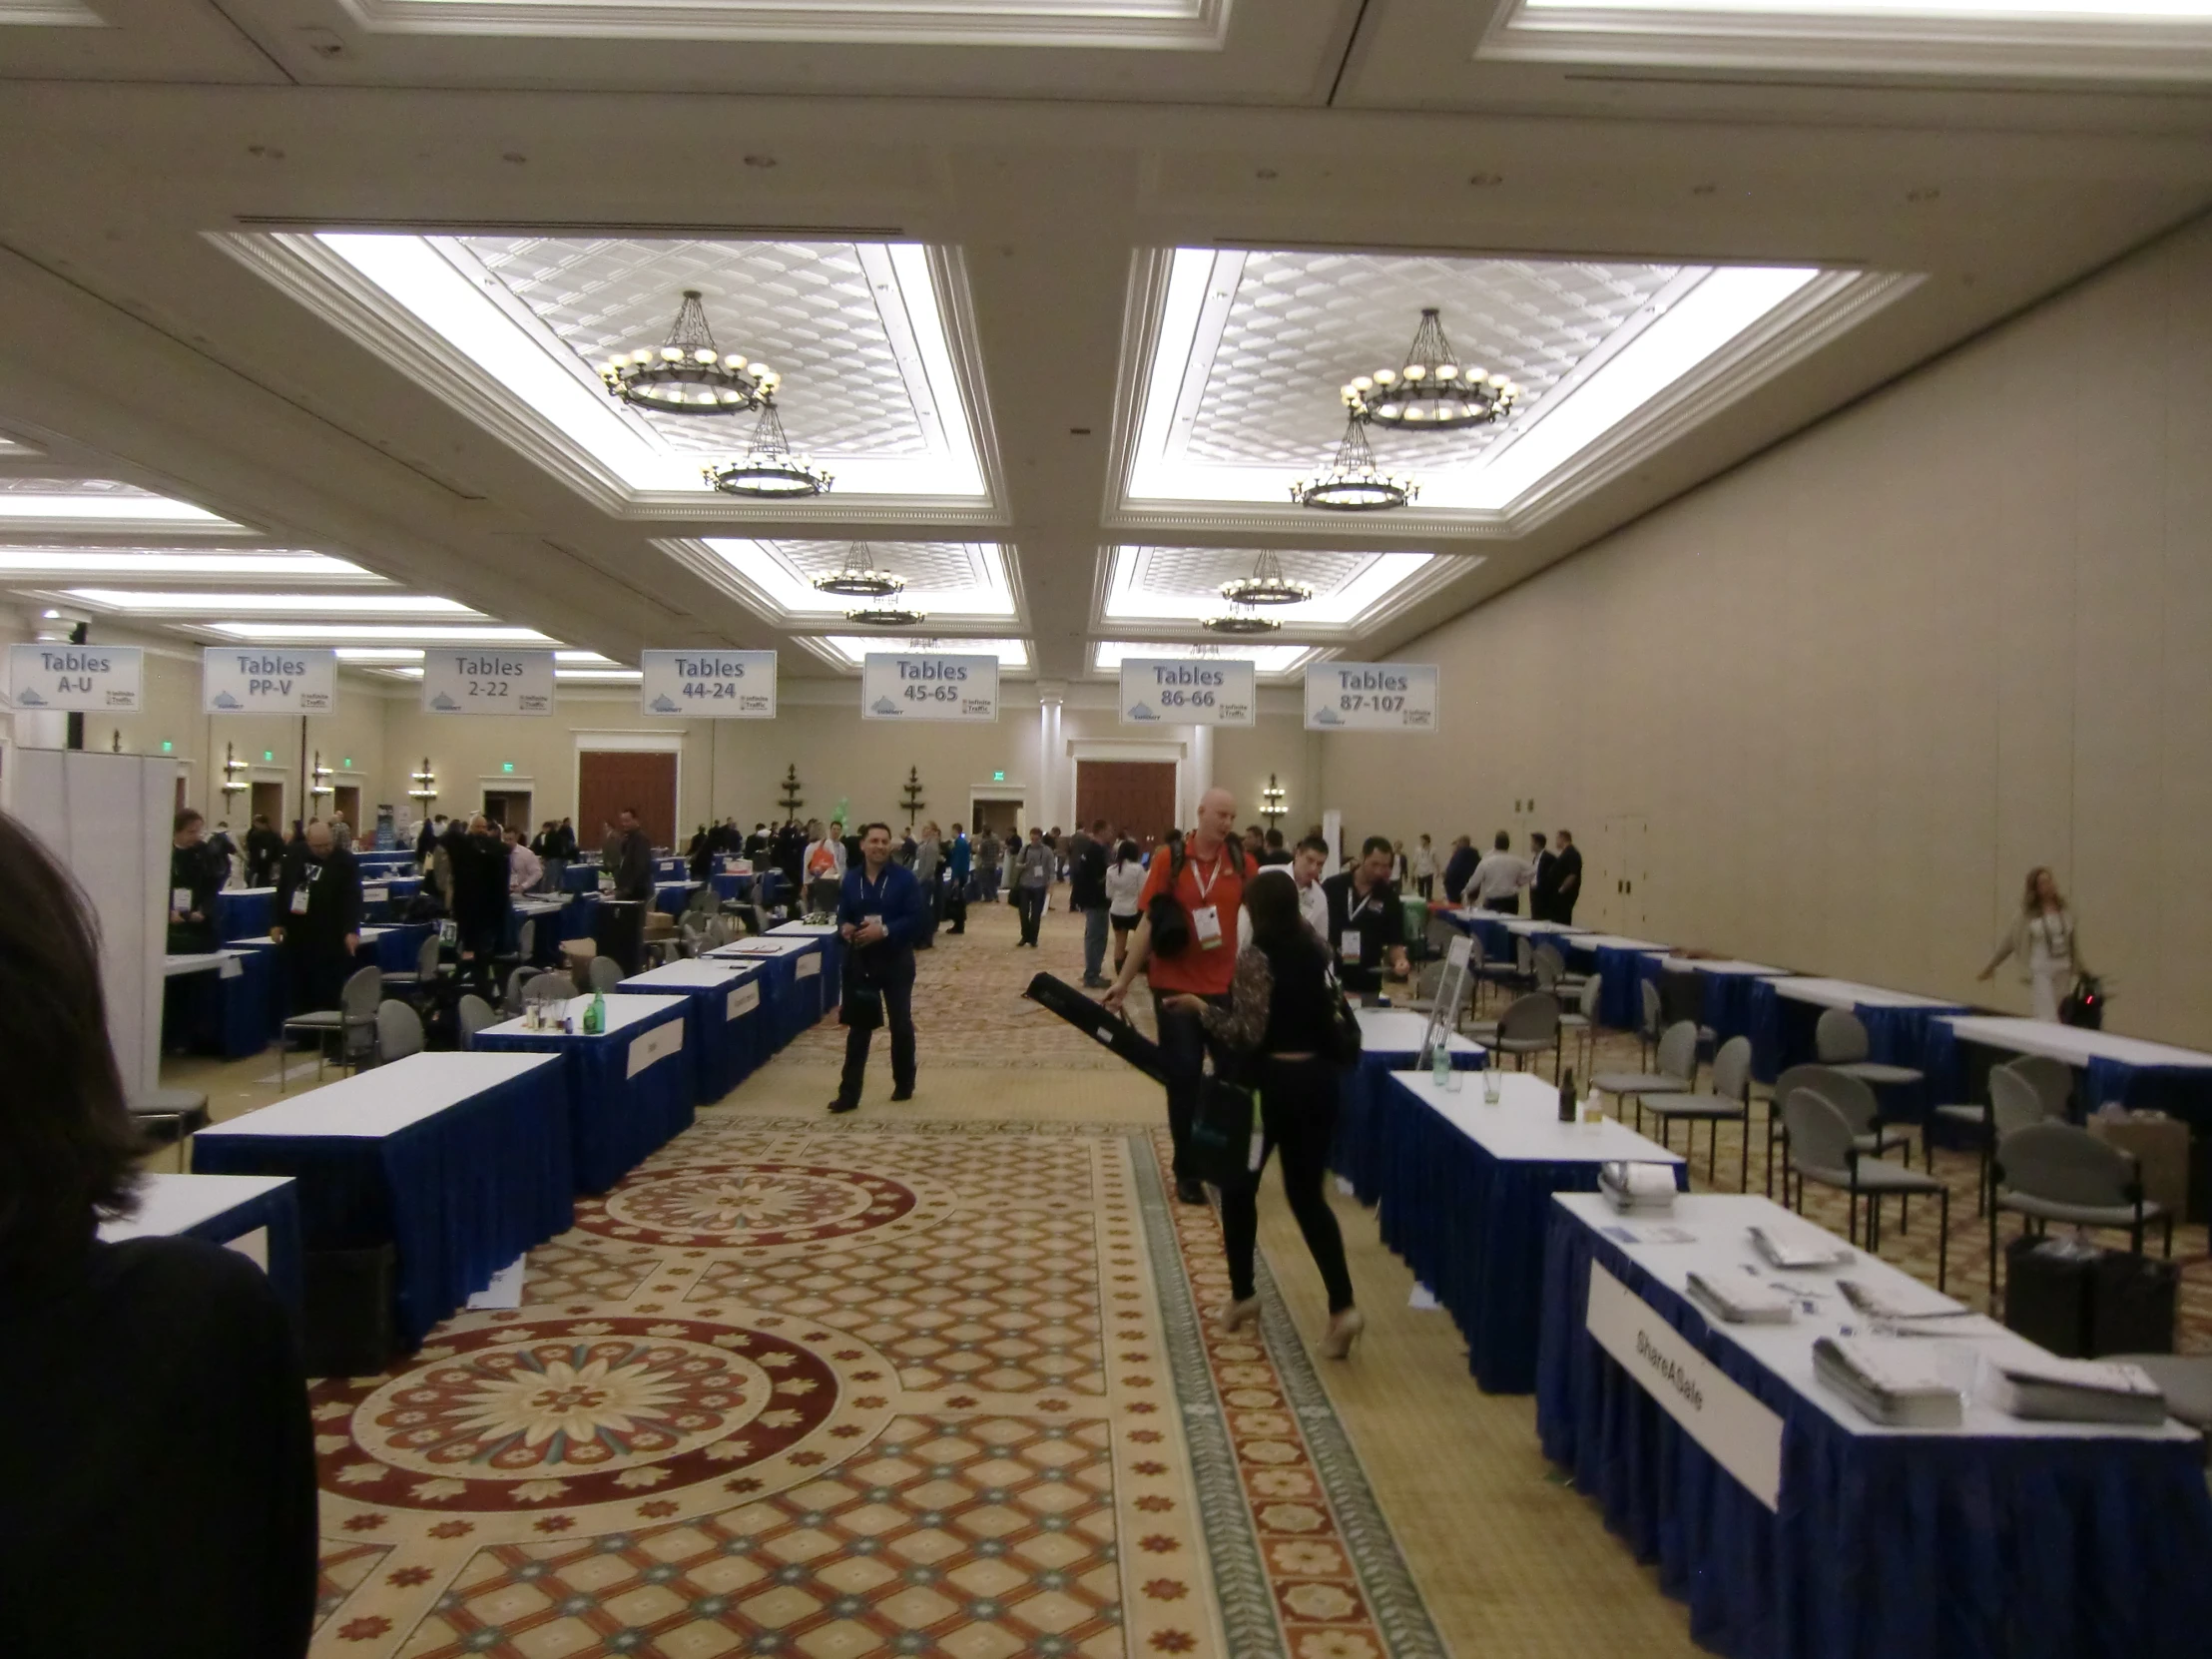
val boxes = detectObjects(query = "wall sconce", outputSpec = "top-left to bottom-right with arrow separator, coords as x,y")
309,750 -> 334,799
1261,773 -> 1287,826
406,757 -> 437,804
221,742 -> 250,796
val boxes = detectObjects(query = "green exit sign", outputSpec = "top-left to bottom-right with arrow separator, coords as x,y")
992,770 -> 1005,783
502,762 -> 515,774
342,757 -> 352,769
263,750 -> 275,762
160,740 -> 173,754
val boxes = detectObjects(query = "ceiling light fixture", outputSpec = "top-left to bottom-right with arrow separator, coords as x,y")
810,543 -> 905,600
705,402 -> 833,499
1291,414 -> 1417,512
1201,601 -> 1283,636
1344,308 -> 1521,431
599,288 -> 776,416
1218,550 -> 1314,608
845,594 -> 930,628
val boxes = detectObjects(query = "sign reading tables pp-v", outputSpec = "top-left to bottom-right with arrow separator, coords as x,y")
640,650 -> 777,719
421,648 -> 555,716
203,647 -> 336,715
860,653 -> 1000,722
7,642 -> 143,712
1304,662 -> 1439,733
1118,657 -> 1255,728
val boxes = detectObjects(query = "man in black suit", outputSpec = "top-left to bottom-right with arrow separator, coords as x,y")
1552,829 -> 1584,925
1529,831 -> 1558,922
245,813 -> 285,889
444,815 -> 513,995
272,820 -> 361,1016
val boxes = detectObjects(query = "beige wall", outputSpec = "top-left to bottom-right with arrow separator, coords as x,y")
1321,215 -> 2212,1047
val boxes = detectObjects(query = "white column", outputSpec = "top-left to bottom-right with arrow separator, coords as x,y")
13,612 -> 74,751
1188,724 -> 1214,823
1035,689 -> 1064,833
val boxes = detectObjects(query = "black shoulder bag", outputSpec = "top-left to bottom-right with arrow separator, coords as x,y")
1147,841 -> 1193,959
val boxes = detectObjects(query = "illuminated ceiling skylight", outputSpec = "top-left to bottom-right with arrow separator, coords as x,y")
1092,639 -> 1323,677
0,479 -> 242,530
804,635 -> 1031,671
690,538 -> 1019,623
206,623 -> 558,644
335,0 -> 1233,49
62,590 -> 481,617
1100,546 -> 1441,630
0,549 -> 373,579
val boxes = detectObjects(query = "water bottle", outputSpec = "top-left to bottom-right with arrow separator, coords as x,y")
1431,1038 -> 1450,1091
1558,1066 -> 1577,1124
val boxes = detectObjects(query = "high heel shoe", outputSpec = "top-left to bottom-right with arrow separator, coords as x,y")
1319,1307 -> 1366,1360
1217,1297 -> 1260,1334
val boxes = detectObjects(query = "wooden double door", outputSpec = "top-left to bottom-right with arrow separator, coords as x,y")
578,751 -> 677,849
1075,761 -> 1178,848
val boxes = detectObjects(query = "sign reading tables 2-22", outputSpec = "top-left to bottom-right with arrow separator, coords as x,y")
7,642 -> 142,712
1119,657 -> 1255,728
860,653 -> 999,722
203,647 -> 336,715
1304,662 -> 1440,733
640,650 -> 777,719
421,648 -> 555,717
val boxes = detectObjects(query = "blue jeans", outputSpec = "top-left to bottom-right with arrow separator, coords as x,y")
1082,906 -> 1110,983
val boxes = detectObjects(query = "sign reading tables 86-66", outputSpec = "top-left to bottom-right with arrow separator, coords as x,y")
640,650 -> 777,719
861,653 -> 1000,722
421,648 -> 555,717
1305,662 -> 1440,732
7,642 -> 142,712
1119,658 -> 1255,727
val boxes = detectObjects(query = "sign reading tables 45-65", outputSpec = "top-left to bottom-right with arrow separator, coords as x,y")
860,653 -> 999,722
421,648 -> 554,717
7,642 -> 142,712
1304,662 -> 1440,733
1119,658 -> 1255,728
640,650 -> 777,719
203,647 -> 335,715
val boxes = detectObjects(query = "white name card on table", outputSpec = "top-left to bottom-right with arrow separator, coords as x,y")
7,643 -> 142,712
640,650 -> 778,719
1305,662 -> 1439,733
421,649 -> 554,717
727,982 -> 760,1020
860,653 -> 1000,722
796,954 -> 821,979
202,647 -> 336,714
1586,1261 -> 1783,1511
627,1018 -> 685,1080
1119,658 -> 1255,728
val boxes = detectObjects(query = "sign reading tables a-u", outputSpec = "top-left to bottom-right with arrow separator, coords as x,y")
640,650 -> 777,719
860,653 -> 999,722
203,646 -> 336,715
1305,662 -> 1439,733
1119,657 -> 1255,728
7,642 -> 142,712
421,648 -> 555,717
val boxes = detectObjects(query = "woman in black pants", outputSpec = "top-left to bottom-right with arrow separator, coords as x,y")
1161,867 -> 1363,1359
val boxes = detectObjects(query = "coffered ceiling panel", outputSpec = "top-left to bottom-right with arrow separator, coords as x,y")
679,536 -> 1022,623
1099,543 -> 1450,632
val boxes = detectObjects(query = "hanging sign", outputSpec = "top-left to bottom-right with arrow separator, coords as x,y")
1305,663 -> 1439,732
860,653 -> 999,722
1118,658 -> 1254,728
640,650 -> 777,718
421,648 -> 554,717
203,647 -> 336,715
7,642 -> 142,712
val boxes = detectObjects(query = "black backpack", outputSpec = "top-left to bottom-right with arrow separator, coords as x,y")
1147,841 -> 1194,958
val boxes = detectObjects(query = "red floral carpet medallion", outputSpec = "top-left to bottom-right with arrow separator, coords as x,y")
572,1161 -> 956,1257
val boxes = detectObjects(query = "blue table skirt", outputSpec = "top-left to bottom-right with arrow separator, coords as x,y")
185,1179 -> 304,1323
361,922 -> 433,977
1536,1206 -> 2212,1659
712,871 -> 752,902
656,857 -> 686,880
471,1002 -> 695,1195
560,892 -> 599,943
1467,913 -> 1513,962
613,971 -> 771,1106
162,954 -> 273,1059
1334,1047 -> 1485,1204
656,881 -> 700,917
503,905 -> 565,966
218,888 -> 275,942
1594,944 -> 1656,1030
1640,960 -> 1777,1046
193,1062 -> 573,1348
1748,984 -> 1962,1127
562,863 -> 600,896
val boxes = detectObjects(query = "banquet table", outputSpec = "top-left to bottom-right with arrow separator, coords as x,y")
1641,957 -> 1789,1044
1749,978 -> 1965,1125
1558,935 -> 1671,1030
161,947 -> 270,1058
471,994 -> 692,1194
217,885 -> 276,942
707,934 -> 832,1046
509,895 -> 569,965
613,959 -> 773,1105
1537,1191 -> 2212,1659
356,921 -> 434,977
192,1052 -> 571,1347
1359,1068 -> 1682,1392
656,856 -> 687,880
562,862 -> 601,896
1466,912 -> 1589,961
712,869 -> 753,903
99,1172 -> 302,1319
655,879 -> 705,917
769,921 -> 843,1020
1333,1008 -> 1486,1204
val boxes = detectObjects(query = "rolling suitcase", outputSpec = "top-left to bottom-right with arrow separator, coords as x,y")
1023,972 -> 1169,1084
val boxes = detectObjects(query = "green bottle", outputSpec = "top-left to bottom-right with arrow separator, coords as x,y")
585,990 -> 605,1035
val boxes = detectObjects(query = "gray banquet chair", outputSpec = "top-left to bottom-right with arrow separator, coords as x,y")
373,998 -> 424,1063
1645,1034 -> 1754,1189
587,953 -> 624,992
1989,1121 -> 2171,1306
280,964 -> 382,1090
456,993 -> 500,1043
1815,1007 -> 1927,1091
1556,973 -> 1602,1079
128,1088 -> 211,1173
1592,1019 -> 1697,1133
1782,1086 -> 1949,1288
1466,991 -> 1562,1076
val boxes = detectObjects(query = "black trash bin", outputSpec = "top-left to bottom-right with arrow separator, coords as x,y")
594,897 -> 647,977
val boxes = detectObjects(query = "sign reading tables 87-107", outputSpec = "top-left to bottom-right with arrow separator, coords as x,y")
1119,658 -> 1255,727
640,650 -> 777,719
1304,662 -> 1440,732
860,653 -> 1000,722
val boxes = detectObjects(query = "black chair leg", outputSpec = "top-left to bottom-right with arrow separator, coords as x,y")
1936,1187 -> 1949,1292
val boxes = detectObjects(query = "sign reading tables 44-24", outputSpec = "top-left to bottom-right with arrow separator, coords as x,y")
860,653 -> 1000,722
1304,662 -> 1439,732
1119,657 -> 1255,727
640,650 -> 777,719
203,647 -> 336,715
421,648 -> 555,717
7,642 -> 143,712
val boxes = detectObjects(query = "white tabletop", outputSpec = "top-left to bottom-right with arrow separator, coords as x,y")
197,1051 -> 562,1140
513,896 -> 567,915
164,951 -> 229,978
479,993 -> 686,1041
1774,977 -> 1962,1010
1941,1016 -> 2212,1073
1556,1192 -> 2197,1443
1393,1070 -> 1684,1166
707,937 -> 816,959
1355,1007 -> 1486,1063
1571,935 -> 1670,953
228,885 -> 276,899
1499,918 -> 1588,938
616,959 -> 762,989
99,1173 -> 294,1243
1655,957 -> 1787,977
771,922 -> 840,936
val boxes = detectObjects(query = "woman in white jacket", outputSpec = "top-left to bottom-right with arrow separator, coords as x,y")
1978,865 -> 2088,1023
802,822 -> 847,912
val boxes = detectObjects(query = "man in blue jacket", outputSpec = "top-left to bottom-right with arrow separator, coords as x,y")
830,822 -> 925,1113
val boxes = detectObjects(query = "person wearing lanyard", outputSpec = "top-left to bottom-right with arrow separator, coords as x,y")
167,809 -> 225,955
1102,788 -> 1250,1206
271,819 -> 360,1018
830,823 -> 925,1114
1290,833 -> 1331,942
1321,835 -> 1410,996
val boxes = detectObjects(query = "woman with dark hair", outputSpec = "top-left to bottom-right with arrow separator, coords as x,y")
1979,864 -> 2090,1023
0,810 -> 316,1657
1105,838 -> 1147,976
1160,866 -> 1363,1359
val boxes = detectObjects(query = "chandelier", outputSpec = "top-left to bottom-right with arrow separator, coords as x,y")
1201,601 -> 1282,636
1291,414 -> 1417,512
1343,308 -> 1520,431
705,403 -> 833,499
811,543 -> 904,600
600,290 -> 776,416
1219,550 -> 1313,608
846,593 -> 929,627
